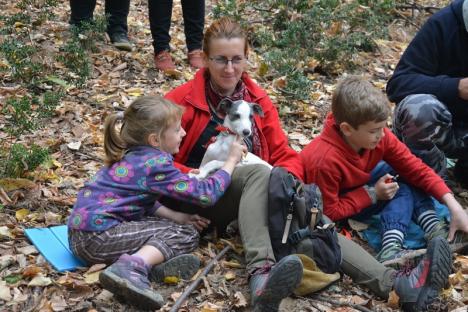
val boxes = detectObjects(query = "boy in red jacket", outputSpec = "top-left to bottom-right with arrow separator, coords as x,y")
301,76 -> 468,262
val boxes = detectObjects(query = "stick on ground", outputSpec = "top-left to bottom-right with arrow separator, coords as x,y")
169,245 -> 232,312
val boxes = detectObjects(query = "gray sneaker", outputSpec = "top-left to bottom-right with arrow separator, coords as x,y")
376,242 -> 412,263
393,237 -> 452,312
249,255 -> 303,312
109,32 -> 132,51
150,254 -> 200,283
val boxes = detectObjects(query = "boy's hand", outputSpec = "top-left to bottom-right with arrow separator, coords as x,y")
375,174 -> 399,200
173,211 -> 210,232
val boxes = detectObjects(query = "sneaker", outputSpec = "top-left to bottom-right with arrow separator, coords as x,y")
109,32 -> 132,51
393,237 -> 452,312
187,49 -> 204,69
154,50 -> 176,71
150,254 -> 200,282
99,254 -> 164,310
249,255 -> 303,312
425,221 -> 449,242
376,242 -> 412,263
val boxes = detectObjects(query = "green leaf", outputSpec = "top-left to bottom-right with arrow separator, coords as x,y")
4,274 -> 22,284
45,75 -> 72,89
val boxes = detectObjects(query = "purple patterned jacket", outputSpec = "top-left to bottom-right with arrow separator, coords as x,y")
68,145 -> 230,231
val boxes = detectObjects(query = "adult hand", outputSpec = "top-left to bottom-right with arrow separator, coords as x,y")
458,78 -> 468,100
442,193 -> 468,241
375,174 -> 399,201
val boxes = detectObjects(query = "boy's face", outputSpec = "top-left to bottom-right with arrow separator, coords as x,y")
340,120 -> 387,152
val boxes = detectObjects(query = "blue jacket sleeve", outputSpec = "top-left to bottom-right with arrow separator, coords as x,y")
386,16 -> 462,105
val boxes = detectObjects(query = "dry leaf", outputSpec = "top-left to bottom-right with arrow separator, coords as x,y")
164,276 -> 180,285
0,226 -> 15,239
0,255 -> 15,270
0,281 -> 12,302
84,271 -> 101,284
67,141 -> 82,151
387,290 -> 399,309
0,178 -> 36,191
28,274 -> 52,287
224,271 -> 236,281
17,245 -> 38,255
85,263 -> 107,274
233,291 -> 247,308
15,208 -> 30,221
22,265 -> 43,277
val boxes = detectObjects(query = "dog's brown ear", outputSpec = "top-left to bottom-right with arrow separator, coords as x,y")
219,98 -> 233,113
251,103 -> 264,117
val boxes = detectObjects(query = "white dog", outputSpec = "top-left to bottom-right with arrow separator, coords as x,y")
195,99 -> 273,179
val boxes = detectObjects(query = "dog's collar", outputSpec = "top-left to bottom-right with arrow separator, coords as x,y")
215,125 -> 236,135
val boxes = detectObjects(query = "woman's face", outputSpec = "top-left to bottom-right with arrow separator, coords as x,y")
205,37 -> 247,96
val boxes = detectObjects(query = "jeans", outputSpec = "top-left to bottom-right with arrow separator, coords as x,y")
354,161 -> 436,236
69,0 -> 130,35
148,0 -> 204,53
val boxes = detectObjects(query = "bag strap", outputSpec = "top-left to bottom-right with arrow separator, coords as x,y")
310,207 -> 319,230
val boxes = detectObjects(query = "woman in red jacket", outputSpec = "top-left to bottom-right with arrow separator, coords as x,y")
165,17 -> 303,312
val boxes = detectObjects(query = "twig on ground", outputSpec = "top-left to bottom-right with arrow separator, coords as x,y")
300,294 -> 374,312
169,245 -> 232,312
382,242 -> 468,267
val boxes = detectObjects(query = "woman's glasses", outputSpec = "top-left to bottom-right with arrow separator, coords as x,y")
209,56 -> 246,67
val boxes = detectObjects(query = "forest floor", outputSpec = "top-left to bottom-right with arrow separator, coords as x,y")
0,0 -> 467,311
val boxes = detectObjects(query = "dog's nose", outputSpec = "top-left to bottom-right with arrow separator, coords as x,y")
242,129 -> 251,136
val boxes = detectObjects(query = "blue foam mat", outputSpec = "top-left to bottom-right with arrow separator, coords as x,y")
25,225 -> 85,272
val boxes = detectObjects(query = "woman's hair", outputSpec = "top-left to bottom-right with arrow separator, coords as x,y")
203,16 -> 249,56
103,96 -> 183,165
332,76 -> 390,129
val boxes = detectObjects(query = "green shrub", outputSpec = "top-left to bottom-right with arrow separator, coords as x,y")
2,143 -> 50,178
214,0 -> 398,99
0,39 -> 44,89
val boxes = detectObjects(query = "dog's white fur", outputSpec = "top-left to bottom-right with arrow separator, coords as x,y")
195,99 -> 272,179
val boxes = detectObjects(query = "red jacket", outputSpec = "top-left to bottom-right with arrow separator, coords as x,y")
300,114 -> 450,221
165,68 -> 303,180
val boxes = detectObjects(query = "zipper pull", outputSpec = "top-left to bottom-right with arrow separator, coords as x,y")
282,213 -> 293,244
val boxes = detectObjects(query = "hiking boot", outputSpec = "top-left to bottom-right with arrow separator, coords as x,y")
99,254 -> 164,310
109,32 -> 132,51
150,254 -> 200,282
376,242 -> 412,263
187,49 -> 204,69
154,50 -> 176,71
249,255 -> 303,312
425,221 -> 449,242
393,237 -> 452,312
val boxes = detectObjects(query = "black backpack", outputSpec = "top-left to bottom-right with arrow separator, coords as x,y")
268,167 -> 342,274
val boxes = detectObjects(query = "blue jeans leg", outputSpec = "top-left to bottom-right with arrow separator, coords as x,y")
355,161 -> 413,235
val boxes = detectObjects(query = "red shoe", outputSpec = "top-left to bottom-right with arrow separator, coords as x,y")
187,49 -> 204,69
154,50 -> 175,71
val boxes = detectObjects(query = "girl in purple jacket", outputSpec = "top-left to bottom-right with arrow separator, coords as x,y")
68,96 -> 244,310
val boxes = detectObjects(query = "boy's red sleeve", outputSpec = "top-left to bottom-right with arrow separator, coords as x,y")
312,168 -> 374,221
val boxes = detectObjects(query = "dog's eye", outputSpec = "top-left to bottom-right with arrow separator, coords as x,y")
232,113 -> 240,120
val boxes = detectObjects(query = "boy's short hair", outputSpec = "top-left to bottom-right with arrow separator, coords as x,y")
332,76 -> 390,129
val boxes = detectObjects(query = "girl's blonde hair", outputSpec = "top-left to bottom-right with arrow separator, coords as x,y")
104,96 -> 183,165
203,16 -> 249,56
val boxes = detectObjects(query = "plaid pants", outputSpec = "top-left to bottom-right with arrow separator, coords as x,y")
393,94 -> 468,176
69,217 -> 199,265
